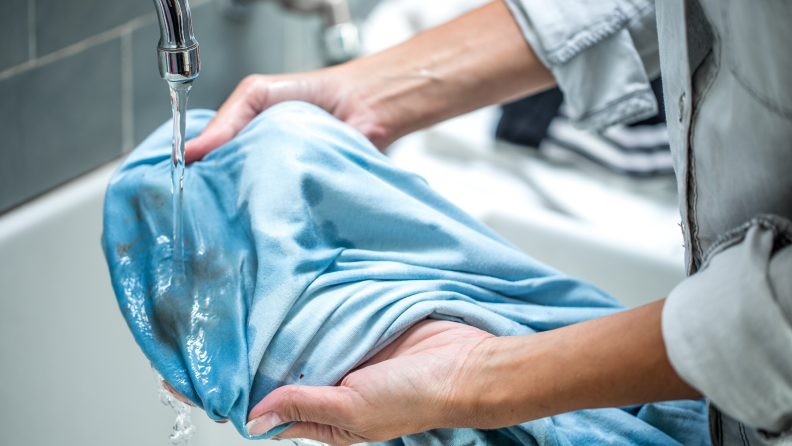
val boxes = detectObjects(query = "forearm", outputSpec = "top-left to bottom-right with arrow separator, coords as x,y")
468,299 -> 702,427
325,0 -> 555,148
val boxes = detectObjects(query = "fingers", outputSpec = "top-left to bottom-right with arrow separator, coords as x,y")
185,75 -> 270,163
184,74 -> 322,164
162,380 -> 196,407
184,123 -> 244,164
246,385 -> 364,441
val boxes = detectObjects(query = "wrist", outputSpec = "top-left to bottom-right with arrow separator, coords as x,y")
449,334 -> 549,429
321,60 -> 405,149
322,0 -> 555,150
465,301 -> 704,431
467,334 -> 558,427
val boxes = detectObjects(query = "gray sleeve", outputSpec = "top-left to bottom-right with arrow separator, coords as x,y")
501,0 -> 660,130
662,215 -> 792,437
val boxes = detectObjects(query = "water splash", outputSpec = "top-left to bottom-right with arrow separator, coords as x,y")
168,81 -> 192,283
153,368 -> 195,444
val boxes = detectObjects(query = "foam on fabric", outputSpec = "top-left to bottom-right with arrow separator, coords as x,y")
102,102 -> 708,445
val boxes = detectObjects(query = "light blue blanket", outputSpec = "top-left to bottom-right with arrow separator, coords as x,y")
102,102 -> 708,445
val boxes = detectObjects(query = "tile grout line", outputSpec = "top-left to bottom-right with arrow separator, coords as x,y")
27,0 -> 36,60
2,0 -> 214,84
121,31 -> 134,153
0,12 -> 156,83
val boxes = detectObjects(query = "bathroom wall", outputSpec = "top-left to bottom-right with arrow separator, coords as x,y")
0,0 -> 374,215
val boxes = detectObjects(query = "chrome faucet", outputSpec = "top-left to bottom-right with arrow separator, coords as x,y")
217,0 -> 360,64
153,0 -> 201,83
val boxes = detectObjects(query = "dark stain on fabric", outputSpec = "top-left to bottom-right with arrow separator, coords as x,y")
149,285 -> 191,351
117,233 -> 143,258
321,220 -> 355,249
130,194 -> 142,216
295,225 -> 319,249
149,246 -> 244,351
191,248 -> 227,283
135,186 -> 167,211
301,177 -> 324,207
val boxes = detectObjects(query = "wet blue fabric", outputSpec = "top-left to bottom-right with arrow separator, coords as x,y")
102,101 -> 709,445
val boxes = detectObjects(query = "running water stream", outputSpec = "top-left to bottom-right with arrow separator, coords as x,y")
169,81 -> 192,283
161,81 -> 193,444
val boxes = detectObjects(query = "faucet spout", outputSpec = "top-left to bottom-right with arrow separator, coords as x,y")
153,0 -> 200,83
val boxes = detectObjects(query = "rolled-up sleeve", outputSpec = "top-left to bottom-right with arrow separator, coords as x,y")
662,215 -> 792,436
502,0 -> 660,130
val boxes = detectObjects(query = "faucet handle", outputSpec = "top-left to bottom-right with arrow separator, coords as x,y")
217,0 -> 360,65
323,22 -> 360,64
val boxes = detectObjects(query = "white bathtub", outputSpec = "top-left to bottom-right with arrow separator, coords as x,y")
0,110 -> 685,445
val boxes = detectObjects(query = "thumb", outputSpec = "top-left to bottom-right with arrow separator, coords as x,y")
184,75 -> 320,164
184,75 -> 274,164
246,384 -> 365,442
184,124 -> 235,164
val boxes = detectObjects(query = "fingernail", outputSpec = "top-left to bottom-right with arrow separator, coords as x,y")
245,411 -> 283,437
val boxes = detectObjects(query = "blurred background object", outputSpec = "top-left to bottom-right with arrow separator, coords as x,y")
217,0 -> 362,64
497,78 -> 672,178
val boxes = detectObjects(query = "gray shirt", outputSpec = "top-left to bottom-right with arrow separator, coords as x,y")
503,0 -> 792,438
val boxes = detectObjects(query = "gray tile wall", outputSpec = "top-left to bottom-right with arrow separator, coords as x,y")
0,39 -> 122,209
35,0 -> 151,56
0,0 -> 374,214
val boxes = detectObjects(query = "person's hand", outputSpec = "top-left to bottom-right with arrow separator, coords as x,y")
183,68 -> 390,164
244,320 -> 499,445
